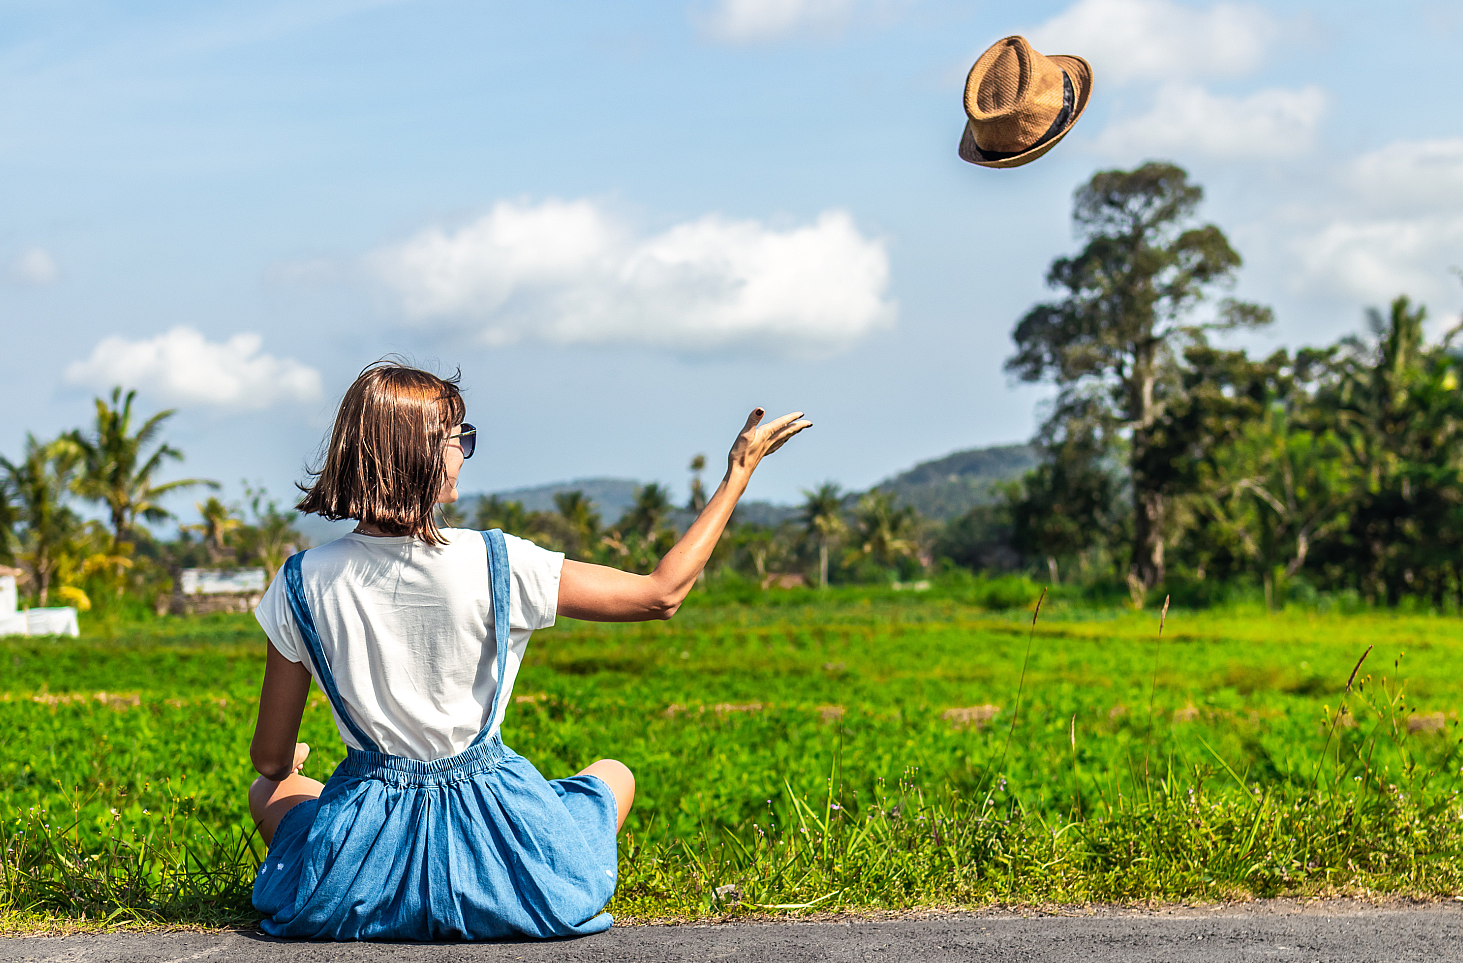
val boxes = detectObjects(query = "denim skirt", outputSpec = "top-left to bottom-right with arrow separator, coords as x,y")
253,734 -> 619,940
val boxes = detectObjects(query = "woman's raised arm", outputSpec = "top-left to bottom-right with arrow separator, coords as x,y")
557,408 -> 810,622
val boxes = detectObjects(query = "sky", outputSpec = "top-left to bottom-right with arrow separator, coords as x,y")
3,0 -> 1462,529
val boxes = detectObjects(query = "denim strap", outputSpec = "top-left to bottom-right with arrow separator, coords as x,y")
283,551 -> 382,753
471,529 -> 511,746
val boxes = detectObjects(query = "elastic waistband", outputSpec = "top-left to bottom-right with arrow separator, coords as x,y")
338,733 -> 512,786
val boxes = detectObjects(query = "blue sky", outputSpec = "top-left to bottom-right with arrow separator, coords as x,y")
3,0 -> 1461,527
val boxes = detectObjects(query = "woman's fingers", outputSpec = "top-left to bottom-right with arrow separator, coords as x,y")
760,411 -> 804,435
766,419 -> 812,455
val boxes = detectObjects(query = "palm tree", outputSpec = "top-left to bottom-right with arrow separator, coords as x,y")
800,482 -> 846,589
1,434 -> 84,605
473,495 -> 529,534
554,490 -> 602,557
686,454 -> 708,513
851,490 -> 919,571
186,496 -> 242,564
0,473 -> 17,566
71,387 -> 216,546
238,484 -> 306,581
623,483 -> 672,538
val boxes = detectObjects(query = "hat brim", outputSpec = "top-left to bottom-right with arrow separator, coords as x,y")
959,54 -> 1092,170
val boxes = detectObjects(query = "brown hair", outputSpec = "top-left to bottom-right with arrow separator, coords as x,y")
297,362 -> 466,545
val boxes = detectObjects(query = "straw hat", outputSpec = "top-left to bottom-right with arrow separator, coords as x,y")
959,35 -> 1092,169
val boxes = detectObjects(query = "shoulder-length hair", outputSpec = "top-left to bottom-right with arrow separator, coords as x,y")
297,362 -> 466,545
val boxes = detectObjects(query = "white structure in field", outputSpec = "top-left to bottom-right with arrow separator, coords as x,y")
180,568 -> 267,595
0,575 -> 23,636
0,572 -> 80,637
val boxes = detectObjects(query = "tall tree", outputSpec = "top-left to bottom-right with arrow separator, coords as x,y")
800,482 -> 846,588
1,435 -> 84,605
71,387 -> 216,545
1007,162 -> 1271,587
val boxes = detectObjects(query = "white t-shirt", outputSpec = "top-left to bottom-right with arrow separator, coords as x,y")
254,529 -> 564,761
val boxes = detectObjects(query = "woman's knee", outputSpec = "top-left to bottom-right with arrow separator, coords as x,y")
580,758 -> 635,821
249,772 -> 324,846
594,759 -> 634,793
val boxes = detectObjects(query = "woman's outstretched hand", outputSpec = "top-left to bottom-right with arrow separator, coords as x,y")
557,406 -> 811,623
728,408 -> 812,478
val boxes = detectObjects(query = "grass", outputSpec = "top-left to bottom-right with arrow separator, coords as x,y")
6,585 -> 1463,928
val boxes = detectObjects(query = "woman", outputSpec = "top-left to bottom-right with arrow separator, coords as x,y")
247,362 -> 809,940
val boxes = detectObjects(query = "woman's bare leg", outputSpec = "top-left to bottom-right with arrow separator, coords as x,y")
577,759 -> 635,831
249,773 -> 325,846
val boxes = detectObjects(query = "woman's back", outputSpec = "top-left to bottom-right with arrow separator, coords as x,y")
255,529 -> 562,760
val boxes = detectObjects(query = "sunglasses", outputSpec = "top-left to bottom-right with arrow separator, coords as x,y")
450,423 -> 477,460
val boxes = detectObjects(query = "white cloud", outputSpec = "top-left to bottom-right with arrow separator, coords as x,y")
1095,83 -> 1326,159
1294,218 -> 1463,308
1289,138 -> 1463,308
700,0 -> 877,44
65,327 -> 322,410
1346,137 -> 1463,214
371,199 -> 896,357
1027,0 -> 1278,84
9,248 -> 59,286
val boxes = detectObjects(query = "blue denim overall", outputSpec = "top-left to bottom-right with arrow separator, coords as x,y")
253,529 -> 618,941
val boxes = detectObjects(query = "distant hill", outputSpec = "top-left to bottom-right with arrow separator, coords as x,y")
451,443 -> 1037,532
874,443 -> 1036,520
466,477 -> 799,531
483,477 -> 644,523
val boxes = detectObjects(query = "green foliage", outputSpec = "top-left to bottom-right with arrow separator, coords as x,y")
2,434 -> 85,606
69,387 -> 216,546
1007,162 -> 1272,589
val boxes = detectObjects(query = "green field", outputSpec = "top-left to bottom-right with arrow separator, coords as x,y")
6,586 -> 1463,927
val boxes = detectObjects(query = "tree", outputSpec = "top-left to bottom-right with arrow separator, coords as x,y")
1193,405 -> 1354,595
2,434 -> 84,605
800,482 -> 846,588
237,484 -> 307,581
936,502 -> 1020,574
623,483 -> 672,538
473,495 -> 528,535
186,496 -> 242,565
553,490 -> 602,558
71,387 -> 216,546
1313,297 -> 1463,603
0,472 -> 17,566
1011,423 -> 1123,584
1007,162 -> 1271,587
849,490 -> 919,572
687,454 -> 708,513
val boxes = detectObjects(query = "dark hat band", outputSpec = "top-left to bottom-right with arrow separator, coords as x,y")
972,71 -> 1074,162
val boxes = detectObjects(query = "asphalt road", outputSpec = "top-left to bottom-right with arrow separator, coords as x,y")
4,901 -> 1462,963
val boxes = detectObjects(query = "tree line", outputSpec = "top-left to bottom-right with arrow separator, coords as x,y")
0,388 -> 303,614
985,161 -> 1463,609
